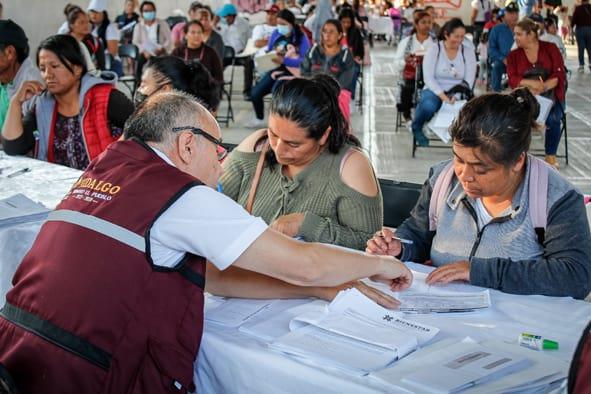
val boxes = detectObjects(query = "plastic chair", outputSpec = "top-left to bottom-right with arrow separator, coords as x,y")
217,46 -> 236,127
117,44 -> 140,96
379,178 -> 422,228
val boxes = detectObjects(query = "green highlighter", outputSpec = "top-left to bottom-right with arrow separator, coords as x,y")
518,333 -> 559,350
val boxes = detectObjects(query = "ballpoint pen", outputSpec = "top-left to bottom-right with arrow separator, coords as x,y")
6,168 -> 31,178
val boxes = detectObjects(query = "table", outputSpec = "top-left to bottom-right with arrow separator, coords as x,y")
0,152 -> 81,300
368,16 -> 393,37
195,262 -> 591,393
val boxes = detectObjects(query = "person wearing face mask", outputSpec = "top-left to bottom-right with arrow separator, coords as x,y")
1,35 -> 134,170
247,9 -> 310,128
367,88 -> 591,300
132,1 -> 173,83
410,18 -> 477,147
135,56 -> 221,114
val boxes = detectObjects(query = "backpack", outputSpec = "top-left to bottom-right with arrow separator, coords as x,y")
428,156 -> 550,244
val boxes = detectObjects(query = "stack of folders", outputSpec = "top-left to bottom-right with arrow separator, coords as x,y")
268,288 -> 439,375
0,194 -> 49,228
370,338 -> 568,393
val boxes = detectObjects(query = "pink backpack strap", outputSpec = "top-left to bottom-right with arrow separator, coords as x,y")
429,162 -> 455,231
528,155 -> 549,233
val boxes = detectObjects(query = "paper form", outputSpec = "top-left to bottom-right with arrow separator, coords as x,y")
204,299 -> 273,328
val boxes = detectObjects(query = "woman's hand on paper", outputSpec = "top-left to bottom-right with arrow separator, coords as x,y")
317,281 -> 401,309
365,227 -> 402,257
270,213 -> 305,237
426,260 -> 470,285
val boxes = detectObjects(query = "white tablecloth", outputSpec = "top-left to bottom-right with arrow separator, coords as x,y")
0,152 -> 82,300
195,262 -> 591,393
368,16 -> 393,36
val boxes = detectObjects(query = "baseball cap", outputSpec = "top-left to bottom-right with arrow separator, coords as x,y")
216,4 -> 238,17
266,5 -> 280,13
0,20 -> 28,50
504,2 -> 519,13
88,0 -> 108,12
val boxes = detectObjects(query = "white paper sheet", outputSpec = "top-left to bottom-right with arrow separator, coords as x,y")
204,298 -> 273,328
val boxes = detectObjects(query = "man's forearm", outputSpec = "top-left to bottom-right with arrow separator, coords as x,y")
205,263 -> 327,299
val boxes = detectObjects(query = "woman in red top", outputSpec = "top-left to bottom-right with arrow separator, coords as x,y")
506,18 -> 566,168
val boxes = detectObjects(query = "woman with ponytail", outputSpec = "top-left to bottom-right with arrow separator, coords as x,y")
220,74 -> 382,250
134,55 -> 221,113
367,88 -> 591,299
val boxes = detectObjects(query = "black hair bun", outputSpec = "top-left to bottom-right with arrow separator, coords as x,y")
511,87 -> 540,126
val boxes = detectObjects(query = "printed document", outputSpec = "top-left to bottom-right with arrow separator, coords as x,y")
204,298 -> 273,327
0,194 -> 49,228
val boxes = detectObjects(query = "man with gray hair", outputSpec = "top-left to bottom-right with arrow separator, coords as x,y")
0,91 -> 412,393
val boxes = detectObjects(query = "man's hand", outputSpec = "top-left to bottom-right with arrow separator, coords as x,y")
13,81 -> 44,105
370,257 -> 413,292
366,228 -> 402,257
270,213 -> 305,238
316,281 -> 401,309
426,260 -> 470,284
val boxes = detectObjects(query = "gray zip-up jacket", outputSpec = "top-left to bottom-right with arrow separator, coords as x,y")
397,158 -> 591,299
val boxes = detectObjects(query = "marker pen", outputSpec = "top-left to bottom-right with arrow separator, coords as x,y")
518,333 -> 559,350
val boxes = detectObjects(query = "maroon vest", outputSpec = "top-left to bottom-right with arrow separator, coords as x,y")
0,140 -> 206,393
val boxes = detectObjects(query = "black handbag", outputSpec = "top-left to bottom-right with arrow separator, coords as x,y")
523,66 -> 555,100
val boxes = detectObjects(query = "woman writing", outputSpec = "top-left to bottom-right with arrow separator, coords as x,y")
393,10 -> 435,123
171,21 -> 224,84
1,35 -> 134,170
507,18 -> 566,168
222,74 -> 382,250
367,89 -> 591,299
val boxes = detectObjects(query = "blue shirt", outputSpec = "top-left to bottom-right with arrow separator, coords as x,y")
266,29 -> 311,68
488,23 -> 514,63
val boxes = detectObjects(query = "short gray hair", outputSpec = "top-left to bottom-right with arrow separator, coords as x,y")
123,91 -> 208,149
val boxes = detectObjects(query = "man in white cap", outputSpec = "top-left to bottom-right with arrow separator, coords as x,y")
216,3 -> 249,53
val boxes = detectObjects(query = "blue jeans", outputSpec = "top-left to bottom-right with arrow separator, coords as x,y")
575,26 -> 591,67
490,60 -> 506,92
411,89 -> 442,141
350,63 -> 361,99
545,101 -> 565,155
250,69 -> 286,120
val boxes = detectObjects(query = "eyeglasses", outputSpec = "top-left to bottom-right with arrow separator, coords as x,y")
172,126 -> 228,162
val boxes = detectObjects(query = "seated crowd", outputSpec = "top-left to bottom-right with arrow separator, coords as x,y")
0,0 -> 590,391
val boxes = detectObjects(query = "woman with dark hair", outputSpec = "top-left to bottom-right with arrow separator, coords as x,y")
338,8 -> 365,63
393,10 -> 435,122
58,3 -> 81,34
247,9 -> 311,127
67,8 -> 105,72
410,17 -> 476,146
507,18 -> 566,168
135,55 -> 220,113
88,0 -> 123,76
171,20 -> 224,83
1,35 -> 134,170
300,20 -> 355,92
221,74 -> 382,250
367,88 -> 591,299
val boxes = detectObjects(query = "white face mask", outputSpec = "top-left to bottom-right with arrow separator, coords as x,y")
277,24 -> 292,36
143,11 -> 156,21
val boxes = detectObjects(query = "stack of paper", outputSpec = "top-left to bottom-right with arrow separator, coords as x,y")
426,100 -> 466,144
204,298 -> 274,328
269,288 -> 439,375
0,194 -> 49,228
396,271 -> 491,313
370,338 -> 568,393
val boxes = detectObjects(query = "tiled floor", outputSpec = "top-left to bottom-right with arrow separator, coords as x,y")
219,40 -> 591,193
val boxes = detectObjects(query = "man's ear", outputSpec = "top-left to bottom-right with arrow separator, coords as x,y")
177,132 -> 195,164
